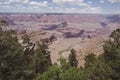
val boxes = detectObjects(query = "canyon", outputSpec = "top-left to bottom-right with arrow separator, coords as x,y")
0,13 -> 120,66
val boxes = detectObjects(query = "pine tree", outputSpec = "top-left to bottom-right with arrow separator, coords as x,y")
35,58 -> 86,80
102,28 -> 120,79
84,53 -> 96,68
34,42 -> 51,74
84,29 -> 120,80
22,34 -> 30,44
68,49 -> 78,67
0,28 -> 27,80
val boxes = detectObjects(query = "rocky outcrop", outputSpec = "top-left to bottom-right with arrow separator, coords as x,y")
40,35 -> 57,44
42,21 -> 68,30
23,42 -> 35,55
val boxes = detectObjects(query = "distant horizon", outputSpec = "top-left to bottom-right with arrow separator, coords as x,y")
0,12 -> 120,15
0,0 -> 120,14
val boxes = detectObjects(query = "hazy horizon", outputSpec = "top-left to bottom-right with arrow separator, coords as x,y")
0,0 -> 120,14
0,12 -> 120,15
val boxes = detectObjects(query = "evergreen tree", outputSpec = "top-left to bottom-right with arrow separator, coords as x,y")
84,53 -> 96,68
84,29 -> 120,80
84,53 -> 112,80
34,42 -> 51,74
68,49 -> 78,67
59,57 -> 70,71
22,34 -> 30,44
0,28 -> 26,80
102,28 -> 120,79
60,67 -> 86,80
109,28 -> 120,47
35,59 -> 86,80
35,64 -> 61,80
